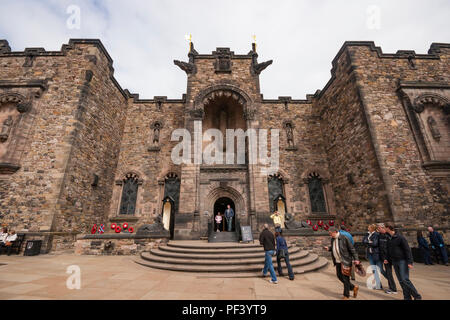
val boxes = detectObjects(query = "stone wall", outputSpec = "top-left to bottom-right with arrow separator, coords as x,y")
347,43 -> 450,227
74,235 -> 168,255
315,48 -> 391,230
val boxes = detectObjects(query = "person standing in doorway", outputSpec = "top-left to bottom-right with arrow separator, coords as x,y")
428,226 -> 448,266
377,223 -> 398,294
323,227 -> 360,300
224,204 -> 234,232
215,212 -> 223,232
259,224 -> 278,284
385,225 -> 422,300
417,231 -> 433,265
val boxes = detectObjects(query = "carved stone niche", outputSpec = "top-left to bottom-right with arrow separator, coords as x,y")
398,82 -> 450,176
213,48 -> 233,73
0,80 -> 47,174
282,120 -> 297,151
148,120 -> 163,152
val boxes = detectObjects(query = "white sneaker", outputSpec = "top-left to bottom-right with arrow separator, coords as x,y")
269,279 -> 278,284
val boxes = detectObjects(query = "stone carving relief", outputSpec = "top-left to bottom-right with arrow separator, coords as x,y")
0,116 -> 13,143
427,116 -> 441,141
148,121 -> 163,152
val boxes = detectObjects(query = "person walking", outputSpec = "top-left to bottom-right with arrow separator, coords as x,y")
385,225 -> 422,300
270,211 -> 282,233
339,225 -> 356,280
259,224 -> 278,284
275,231 -> 294,280
428,227 -> 448,266
323,227 -> 360,300
363,224 -> 383,290
224,205 -> 234,232
417,231 -> 433,265
377,223 -> 398,294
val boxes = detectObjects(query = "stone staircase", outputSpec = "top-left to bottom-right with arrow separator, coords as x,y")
135,240 -> 328,277
208,231 -> 239,243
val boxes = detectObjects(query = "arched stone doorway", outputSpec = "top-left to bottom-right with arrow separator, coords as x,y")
213,197 -> 236,232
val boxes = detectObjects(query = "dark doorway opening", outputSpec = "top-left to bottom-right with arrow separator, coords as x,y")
214,197 -> 236,232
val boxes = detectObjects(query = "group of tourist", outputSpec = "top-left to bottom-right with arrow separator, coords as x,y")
326,223 -> 448,300
261,211 -> 448,300
0,227 -> 18,255
259,223 -> 294,284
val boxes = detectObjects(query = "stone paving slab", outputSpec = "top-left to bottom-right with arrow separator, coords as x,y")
0,254 -> 449,300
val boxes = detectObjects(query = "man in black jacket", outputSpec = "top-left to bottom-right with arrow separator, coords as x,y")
377,223 -> 398,294
385,225 -> 422,300
259,224 -> 278,284
323,227 -> 360,299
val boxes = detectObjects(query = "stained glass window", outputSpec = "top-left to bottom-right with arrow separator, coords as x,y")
119,174 -> 139,215
308,173 -> 327,213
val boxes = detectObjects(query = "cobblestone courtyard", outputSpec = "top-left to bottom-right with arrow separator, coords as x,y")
0,254 -> 448,300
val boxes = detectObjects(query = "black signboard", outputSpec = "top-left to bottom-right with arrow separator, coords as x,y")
240,225 -> 254,243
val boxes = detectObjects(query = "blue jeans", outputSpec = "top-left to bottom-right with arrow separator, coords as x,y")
436,245 -> 448,264
226,217 -> 233,231
368,254 -> 383,289
393,260 -> 421,300
263,250 -> 277,282
276,250 -> 294,279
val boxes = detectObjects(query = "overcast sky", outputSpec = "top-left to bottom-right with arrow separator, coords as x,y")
0,0 -> 449,99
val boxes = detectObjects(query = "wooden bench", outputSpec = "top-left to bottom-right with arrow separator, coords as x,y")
0,234 -> 25,255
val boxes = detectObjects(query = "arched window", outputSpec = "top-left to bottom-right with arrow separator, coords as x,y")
307,172 -> 327,214
119,173 -> 139,215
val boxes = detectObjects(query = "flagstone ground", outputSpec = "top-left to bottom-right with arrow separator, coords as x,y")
0,254 -> 448,300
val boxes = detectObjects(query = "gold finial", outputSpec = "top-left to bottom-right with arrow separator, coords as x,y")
252,34 -> 257,52
252,34 -> 256,43
185,34 -> 192,49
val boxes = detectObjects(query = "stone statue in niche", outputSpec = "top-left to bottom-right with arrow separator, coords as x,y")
153,122 -> 161,144
285,122 -> 294,147
427,116 -> 441,141
0,115 -> 13,143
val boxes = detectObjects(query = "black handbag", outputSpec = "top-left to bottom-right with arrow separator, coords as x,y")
278,249 -> 286,260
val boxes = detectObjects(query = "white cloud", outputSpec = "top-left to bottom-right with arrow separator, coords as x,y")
0,0 -> 449,99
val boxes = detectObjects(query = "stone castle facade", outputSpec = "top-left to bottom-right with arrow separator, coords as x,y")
0,39 -> 448,252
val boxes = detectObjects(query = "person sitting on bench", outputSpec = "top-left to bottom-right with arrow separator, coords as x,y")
0,227 -> 8,244
2,230 -> 17,256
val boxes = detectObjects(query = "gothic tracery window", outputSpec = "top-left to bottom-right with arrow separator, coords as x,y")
119,173 -> 139,215
307,172 -> 327,214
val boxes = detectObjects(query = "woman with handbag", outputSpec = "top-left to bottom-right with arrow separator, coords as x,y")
323,227 -> 360,300
275,231 -> 294,280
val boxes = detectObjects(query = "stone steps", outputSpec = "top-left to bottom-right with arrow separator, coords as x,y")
142,248 -> 307,265
135,240 -> 328,276
149,246 -> 301,260
167,240 -> 262,250
158,244 -> 286,255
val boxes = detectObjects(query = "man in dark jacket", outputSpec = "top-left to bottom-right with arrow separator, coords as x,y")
377,223 -> 398,294
385,225 -> 422,300
259,224 -> 277,284
323,227 -> 360,299
428,227 -> 448,266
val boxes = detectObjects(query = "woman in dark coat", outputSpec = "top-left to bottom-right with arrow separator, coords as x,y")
417,231 -> 433,265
